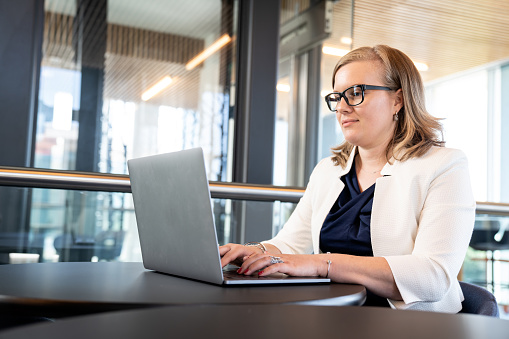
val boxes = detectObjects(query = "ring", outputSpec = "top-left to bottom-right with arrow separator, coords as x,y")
269,256 -> 284,264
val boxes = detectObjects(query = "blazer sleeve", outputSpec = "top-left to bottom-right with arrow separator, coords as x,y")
383,149 -> 475,308
263,158 -> 332,254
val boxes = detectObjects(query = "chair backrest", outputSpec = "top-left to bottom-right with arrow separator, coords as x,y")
459,281 -> 500,317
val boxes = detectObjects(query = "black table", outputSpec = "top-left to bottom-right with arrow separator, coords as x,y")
0,262 -> 365,318
1,304 -> 508,339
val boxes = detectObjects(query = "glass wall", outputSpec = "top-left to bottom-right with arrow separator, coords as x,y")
318,0 -> 352,162
275,0 -> 354,187
38,0 -> 236,179
28,0 -> 237,255
426,68 -> 490,202
0,183 -> 297,265
501,64 -> 509,203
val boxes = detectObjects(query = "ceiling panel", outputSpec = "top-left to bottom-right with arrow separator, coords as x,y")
352,0 -> 509,82
42,1 -> 228,109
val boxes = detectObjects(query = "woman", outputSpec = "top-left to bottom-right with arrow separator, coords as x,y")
220,45 -> 475,313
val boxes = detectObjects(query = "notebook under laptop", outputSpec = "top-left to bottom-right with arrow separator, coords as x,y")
127,147 -> 330,285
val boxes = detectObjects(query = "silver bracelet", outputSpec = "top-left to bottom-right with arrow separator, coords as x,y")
325,252 -> 332,278
325,260 -> 332,278
244,241 -> 267,253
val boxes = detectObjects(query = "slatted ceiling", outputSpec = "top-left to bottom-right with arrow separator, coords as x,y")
43,12 -> 75,66
104,55 -> 201,109
354,4 -> 509,45
107,0 -> 221,40
43,0 -> 509,108
42,7 -> 222,110
351,0 -> 509,83
330,0 -> 353,42
106,24 -> 204,63
320,0 -> 354,89
281,0 -> 311,24
42,0 -> 231,110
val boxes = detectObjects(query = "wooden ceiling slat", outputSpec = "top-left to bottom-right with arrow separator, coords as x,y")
354,7 -> 509,44
350,0 -> 509,82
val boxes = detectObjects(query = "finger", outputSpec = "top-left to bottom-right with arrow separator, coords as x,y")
238,252 -> 264,273
258,262 -> 287,277
219,245 -> 231,256
242,249 -> 265,261
221,252 -> 239,268
241,254 -> 279,275
220,245 -> 252,268
220,246 -> 239,267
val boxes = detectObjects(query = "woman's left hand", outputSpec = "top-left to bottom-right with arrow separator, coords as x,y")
237,252 -> 328,278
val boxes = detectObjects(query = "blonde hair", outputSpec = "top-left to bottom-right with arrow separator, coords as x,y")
330,45 -> 443,167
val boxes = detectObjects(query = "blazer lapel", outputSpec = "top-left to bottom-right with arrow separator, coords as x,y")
371,158 -> 399,254
312,148 -> 356,253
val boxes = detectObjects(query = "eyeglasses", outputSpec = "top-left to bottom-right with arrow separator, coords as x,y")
324,85 -> 393,112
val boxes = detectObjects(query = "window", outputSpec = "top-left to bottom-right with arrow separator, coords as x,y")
37,0 -> 236,181
28,0 -> 238,262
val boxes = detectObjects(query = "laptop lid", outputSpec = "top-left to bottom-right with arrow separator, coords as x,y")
128,148 -> 224,285
128,148 -> 330,285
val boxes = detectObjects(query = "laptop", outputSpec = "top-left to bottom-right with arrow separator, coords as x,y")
127,147 -> 330,285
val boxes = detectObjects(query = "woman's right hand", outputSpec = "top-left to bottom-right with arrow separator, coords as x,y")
219,243 -> 264,268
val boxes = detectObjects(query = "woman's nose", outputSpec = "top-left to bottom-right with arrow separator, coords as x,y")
336,96 -> 352,114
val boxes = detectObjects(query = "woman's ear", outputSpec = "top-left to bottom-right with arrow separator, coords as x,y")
394,88 -> 404,112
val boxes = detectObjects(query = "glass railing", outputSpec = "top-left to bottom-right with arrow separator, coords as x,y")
0,167 -> 303,266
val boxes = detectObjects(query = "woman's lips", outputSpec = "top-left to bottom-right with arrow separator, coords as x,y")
342,119 -> 358,127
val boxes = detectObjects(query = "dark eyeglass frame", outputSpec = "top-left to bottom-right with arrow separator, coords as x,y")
324,84 -> 393,111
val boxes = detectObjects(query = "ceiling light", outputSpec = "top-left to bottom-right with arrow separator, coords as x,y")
141,76 -> 173,101
340,37 -> 352,45
322,46 -> 350,57
185,34 -> 232,70
413,62 -> 429,72
52,92 -> 73,131
276,83 -> 290,92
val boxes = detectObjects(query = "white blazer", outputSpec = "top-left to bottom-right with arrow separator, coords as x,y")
265,146 -> 475,313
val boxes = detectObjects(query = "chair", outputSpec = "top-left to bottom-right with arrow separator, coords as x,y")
459,281 -> 499,317
53,233 -> 95,262
469,220 -> 509,289
54,230 -> 125,262
94,230 -> 125,261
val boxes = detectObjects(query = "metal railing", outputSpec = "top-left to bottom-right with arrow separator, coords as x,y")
1,166 -> 509,213
475,202 -> 509,216
0,166 -> 304,203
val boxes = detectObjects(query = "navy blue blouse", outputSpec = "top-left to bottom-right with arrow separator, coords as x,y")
319,160 -> 389,307
320,160 -> 375,256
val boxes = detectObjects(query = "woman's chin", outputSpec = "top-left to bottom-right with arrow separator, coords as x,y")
343,134 -> 360,146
